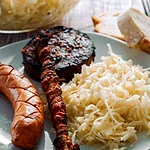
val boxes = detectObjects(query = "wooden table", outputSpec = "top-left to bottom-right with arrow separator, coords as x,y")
0,0 -> 144,47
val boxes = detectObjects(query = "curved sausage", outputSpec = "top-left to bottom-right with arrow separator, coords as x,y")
0,64 -> 44,148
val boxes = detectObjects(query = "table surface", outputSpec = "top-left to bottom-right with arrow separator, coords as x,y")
0,0 -> 144,47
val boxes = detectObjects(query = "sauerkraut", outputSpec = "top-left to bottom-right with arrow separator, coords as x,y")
0,0 -> 78,30
61,45 -> 150,150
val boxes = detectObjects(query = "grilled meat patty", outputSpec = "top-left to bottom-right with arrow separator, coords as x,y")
21,26 -> 95,82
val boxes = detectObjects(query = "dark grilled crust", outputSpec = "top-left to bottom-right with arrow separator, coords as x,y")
21,26 -> 95,82
39,47 -> 79,149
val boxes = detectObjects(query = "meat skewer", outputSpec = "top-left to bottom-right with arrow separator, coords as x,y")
38,46 -> 79,150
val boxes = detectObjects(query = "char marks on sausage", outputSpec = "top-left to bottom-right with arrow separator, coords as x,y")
0,64 -> 44,149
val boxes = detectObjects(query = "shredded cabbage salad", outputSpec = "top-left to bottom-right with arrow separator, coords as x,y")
61,45 -> 150,150
0,0 -> 78,30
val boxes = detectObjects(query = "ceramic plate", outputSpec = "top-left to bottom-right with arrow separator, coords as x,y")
0,32 -> 150,150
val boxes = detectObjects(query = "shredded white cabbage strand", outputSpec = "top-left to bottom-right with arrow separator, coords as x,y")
61,46 -> 150,150
0,0 -> 78,30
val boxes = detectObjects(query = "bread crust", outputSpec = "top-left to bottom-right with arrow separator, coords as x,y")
118,8 -> 150,54
92,12 -> 124,40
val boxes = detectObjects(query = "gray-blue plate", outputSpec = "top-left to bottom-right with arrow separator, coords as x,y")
0,32 -> 150,150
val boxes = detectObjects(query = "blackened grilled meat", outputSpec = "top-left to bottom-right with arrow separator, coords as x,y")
39,46 -> 79,150
21,26 -> 95,82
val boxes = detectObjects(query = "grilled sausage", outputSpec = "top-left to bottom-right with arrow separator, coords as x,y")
0,64 -> 44,148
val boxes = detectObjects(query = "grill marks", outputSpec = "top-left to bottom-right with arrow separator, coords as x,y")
0,64 -> 44,148
0,64 -> 44,116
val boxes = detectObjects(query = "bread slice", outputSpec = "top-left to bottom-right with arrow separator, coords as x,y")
92,12 -> 124,40
118,8 -> 150,54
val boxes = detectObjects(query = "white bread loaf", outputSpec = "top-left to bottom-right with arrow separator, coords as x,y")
118,8 -> 150,54
92,12 -> 124,40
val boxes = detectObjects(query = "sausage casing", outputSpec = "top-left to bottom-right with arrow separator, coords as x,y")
0,64 -> 44,148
